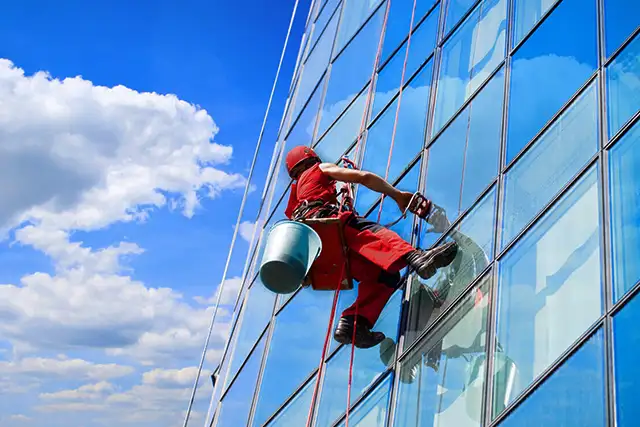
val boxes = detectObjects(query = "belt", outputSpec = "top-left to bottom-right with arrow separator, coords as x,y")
291,199 -> 345,221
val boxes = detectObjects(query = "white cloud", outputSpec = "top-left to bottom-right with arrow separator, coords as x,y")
141,366 -> 199,388
8,414 -> 31,421
0,357 -> 133,381
36,402 -> 106,413
40,381 -> 116,400
238,220 -> 256,243
193,276 -> 243,307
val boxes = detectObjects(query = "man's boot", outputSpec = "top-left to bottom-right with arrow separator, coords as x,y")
334,315 -> 385,349
405,241 -> 458,280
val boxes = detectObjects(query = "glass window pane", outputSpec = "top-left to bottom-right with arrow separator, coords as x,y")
512,0 -> 559,47
496,329 -> 606,427
394,276 -> 491,427
501,81 -> 599,248
382,0 -> 438,62
608,119 -> 640,302
226,280 -> 276,388
494,166 -> 603,416
372,11 -> 439,119
315,85 -> 369,162
253,287 -> 336,426
604,0 -> 640,58
315,291 -> 402,427
426,68 -> 503,222
363,62 -> 432,185
606,33 -> 640,139
613,291 -> 640,426
335,0 -> 384,54
293,11 -> 339,120
310,0 -> 342,51
407,186 -> 496,347
319,5 -> 385,135
443,0 -> 479,35
505,0 -> 598,163
216,334 -> 266,427
336,374 -> 393,427
266,377 -> 316,427
432,0 -> 507,136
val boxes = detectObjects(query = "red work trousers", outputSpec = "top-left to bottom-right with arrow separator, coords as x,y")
339,215 -> 415,327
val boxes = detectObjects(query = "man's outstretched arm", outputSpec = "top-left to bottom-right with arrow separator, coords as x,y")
319,163 -> 413,211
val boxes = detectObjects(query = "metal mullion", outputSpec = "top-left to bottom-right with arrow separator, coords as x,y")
488,318 -> 606,426
398,266 -> 494,364
603,24 -> 640,68
509,0 -> 565,56
284,70 -> 329,142
246,315 -> 277,427
502,71 -> 599,173
309,361 -> 327,427
331,370 -> 394,427
331,0 -> 387,63
610,277 -> 640,317
603,112 -> 640,151
306,1 -> 344,63
427,59 -> 506,150
496,153 -> 600,262
439,0 -> 483,48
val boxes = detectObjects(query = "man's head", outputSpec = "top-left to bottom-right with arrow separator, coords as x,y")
285,145 -> 321,179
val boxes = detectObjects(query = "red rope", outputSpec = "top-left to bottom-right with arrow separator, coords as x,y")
377,0 -> 419,224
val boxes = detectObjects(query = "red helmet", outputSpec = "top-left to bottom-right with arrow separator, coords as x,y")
285,145 -> 320,177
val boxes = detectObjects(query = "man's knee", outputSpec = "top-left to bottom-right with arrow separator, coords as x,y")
378,269 -> 401,288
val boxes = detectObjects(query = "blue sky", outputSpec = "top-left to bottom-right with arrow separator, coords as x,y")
0,0 -> 309,425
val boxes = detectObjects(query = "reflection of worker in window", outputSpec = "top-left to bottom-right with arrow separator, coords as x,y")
283,146 -> 458,349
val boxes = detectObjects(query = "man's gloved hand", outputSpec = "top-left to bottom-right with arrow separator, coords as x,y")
425,203 -> 450,234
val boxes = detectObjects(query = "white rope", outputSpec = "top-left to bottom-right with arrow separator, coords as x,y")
182,1 -> 301,426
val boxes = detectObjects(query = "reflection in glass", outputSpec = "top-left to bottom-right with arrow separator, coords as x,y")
606,33 -> 640,138
252,287 -> 335,426
394,277 -> 491,427
216,335 -> 265,427
426,68 -> 503,222
363,62 -> 432,187
603,0 -> 640,58
501,81 -> 598,248
613,291 -> 640,426
432,0 -> 507,136
406,186 -> 496,348
293,10 -> 338,120
335,0 -> 384,55
336,374 -> 393,427
494,166 -> 602,416
372,10 -> 439,119
316,292 -> 402,426
309,0 -> 341,52
315,85 -> 369,162
381,0 -> 438,64
512,0 -> 559,47
266,377 -> 316,426
506,0 -> 597,163
497,330 -> 605,427
609,120 -> 640,302
226,280 -> 276,388
443,0 -> 480,36
319,5 -> 385,135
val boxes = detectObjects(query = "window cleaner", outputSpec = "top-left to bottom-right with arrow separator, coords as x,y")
261,145 -> 458,349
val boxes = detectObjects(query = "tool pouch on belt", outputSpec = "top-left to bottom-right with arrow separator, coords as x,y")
291,200 -> 353,291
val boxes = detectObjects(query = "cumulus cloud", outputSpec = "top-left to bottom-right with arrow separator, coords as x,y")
238,220 -> 256,243
40,381 -> 116,400
0,357 -> 133,380
193,276 -> 243,307
141,366 -> 199,388
8,414 -> 31,421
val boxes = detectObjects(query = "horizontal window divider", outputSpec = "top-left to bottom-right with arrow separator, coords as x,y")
604,111 -> 640,151
502,71 -> 599,174
220,320 -> 272,402
313,80 -> 371,145
397,265 -> 494,364
496,152 -> 600,262
331,0 -> 387,63
603,24 -> 640,67
509,0 -> 565,56
439,0 -> 483,47
488,316 -> 606,427
306,2 -> 342,57
261,367 -> 320,427
330,369 -> 394,427
610,277 -> 640,317
426,60 -> 506,150
284,73 -> 328,142
274,286 -> 304,316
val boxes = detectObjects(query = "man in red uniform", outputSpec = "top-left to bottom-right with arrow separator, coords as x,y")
284,146 -> 458,349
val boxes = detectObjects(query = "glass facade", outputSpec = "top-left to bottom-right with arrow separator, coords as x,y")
206,1 -> 640,426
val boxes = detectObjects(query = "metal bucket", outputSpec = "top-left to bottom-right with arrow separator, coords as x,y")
259,220 -> 322,294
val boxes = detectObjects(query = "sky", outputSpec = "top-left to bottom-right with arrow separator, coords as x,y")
0,0 -> 309,426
